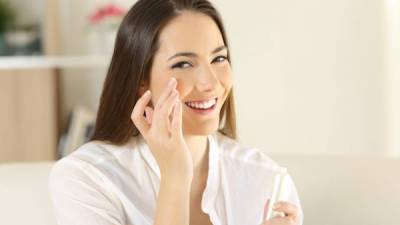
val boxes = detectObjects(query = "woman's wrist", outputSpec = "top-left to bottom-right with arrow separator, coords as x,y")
160,174 -> 192,191
154,174 -> 191,225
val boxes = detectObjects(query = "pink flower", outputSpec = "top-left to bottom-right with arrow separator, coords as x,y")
89,4 -> 127,25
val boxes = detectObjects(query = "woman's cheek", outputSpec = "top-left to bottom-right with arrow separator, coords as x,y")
149,66 -> 173,101
173,69 -> 197,89
217,66 -> 233,89
175,79 -> 184,98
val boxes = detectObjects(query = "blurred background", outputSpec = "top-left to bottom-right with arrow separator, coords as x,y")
1,0 -> 399,161
0,0 -> 399,225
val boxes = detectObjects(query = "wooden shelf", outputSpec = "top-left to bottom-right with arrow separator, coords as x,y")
0,0 -> 109,163
0,69 -> 58,162
0,55 -> 110,70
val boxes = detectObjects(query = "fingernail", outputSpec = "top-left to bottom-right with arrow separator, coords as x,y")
273,203 -> 281,210
144,90 -> 151,96
168,78 -> 177,86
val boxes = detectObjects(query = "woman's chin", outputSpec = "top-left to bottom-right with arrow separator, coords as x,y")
182,120 -> 219,136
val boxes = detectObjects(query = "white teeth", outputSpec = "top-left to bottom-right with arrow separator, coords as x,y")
186,98 -> 216,109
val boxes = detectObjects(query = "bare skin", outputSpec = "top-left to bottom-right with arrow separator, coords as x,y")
132,10 -> 300,225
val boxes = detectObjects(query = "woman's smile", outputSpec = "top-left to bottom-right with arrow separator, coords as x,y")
184,97 -> 218,116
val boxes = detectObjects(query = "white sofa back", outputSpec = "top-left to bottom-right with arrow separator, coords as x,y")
272,154 -> 400,225
1,155 -> 399,225
0,162 -> 56,225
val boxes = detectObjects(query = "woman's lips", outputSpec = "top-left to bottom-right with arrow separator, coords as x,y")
184,97 -> 218,115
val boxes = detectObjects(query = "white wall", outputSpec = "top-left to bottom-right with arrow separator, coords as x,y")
8,0 -> 44,26
213,0 -> 386,155
384,0 -> 400,157
57,0 -> 134,131
59,0 -> 396,156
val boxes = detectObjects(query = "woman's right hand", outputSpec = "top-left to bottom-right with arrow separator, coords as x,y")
131,77 -> 194,184
261,200 -> 300,225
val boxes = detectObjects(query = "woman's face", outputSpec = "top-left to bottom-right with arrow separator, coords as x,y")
148,10 -> 232,136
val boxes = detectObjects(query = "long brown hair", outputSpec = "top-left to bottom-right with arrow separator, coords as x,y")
91,0 -> 237,145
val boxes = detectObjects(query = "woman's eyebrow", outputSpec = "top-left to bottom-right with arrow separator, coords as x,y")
167,45 -> 227,61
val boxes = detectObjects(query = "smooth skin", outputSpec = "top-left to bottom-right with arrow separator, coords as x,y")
131,10 -> 300,225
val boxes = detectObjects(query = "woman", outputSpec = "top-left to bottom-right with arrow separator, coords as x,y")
49,0 -> 303,225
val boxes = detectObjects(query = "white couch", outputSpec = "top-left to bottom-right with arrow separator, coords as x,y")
273,154 -> 400,225
1,155 -> 399,225
0,162 -> 56,225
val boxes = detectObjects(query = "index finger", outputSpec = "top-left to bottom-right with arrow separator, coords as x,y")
156,77 -> 177,108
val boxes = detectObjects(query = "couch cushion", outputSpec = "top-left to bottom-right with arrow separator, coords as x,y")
271,154 -> 400,225
1,156 -> 400,225
0,161 -> 56,225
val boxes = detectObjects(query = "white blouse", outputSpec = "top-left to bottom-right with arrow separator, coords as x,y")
48,132 -> 303,225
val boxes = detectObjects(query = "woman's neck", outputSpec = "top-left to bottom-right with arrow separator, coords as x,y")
183,135 -> 209,177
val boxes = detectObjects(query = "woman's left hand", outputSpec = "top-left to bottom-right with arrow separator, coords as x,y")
261,200 -> 300,225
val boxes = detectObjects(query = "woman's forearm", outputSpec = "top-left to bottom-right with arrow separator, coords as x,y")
153,178 -> 191,225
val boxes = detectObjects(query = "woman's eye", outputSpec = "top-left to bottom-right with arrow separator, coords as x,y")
212,55 -> 228,63
171,61 -> 192,69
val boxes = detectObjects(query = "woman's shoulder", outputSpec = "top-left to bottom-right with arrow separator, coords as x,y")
212,132 -> 283,172
48,141 -> 129,224
63,136 -> 141,164
49,136 -> 142,182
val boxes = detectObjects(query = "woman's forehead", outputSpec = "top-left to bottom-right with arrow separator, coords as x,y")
157,11 -> 225,57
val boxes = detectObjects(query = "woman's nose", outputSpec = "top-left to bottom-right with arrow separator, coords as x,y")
195,65 -> 219,92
